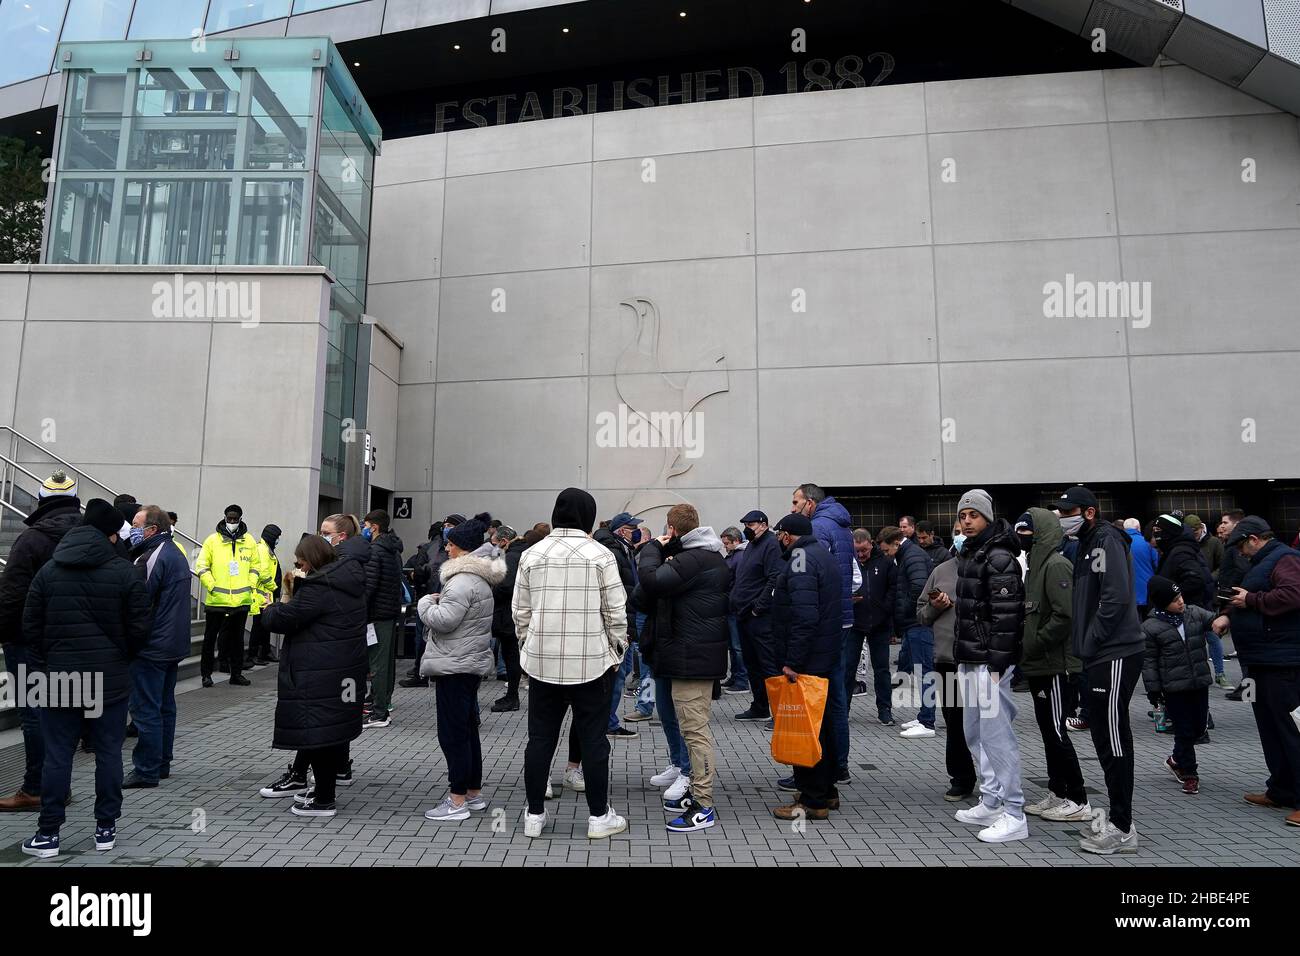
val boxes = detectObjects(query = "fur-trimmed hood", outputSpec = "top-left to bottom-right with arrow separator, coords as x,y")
439,552 -> 507,587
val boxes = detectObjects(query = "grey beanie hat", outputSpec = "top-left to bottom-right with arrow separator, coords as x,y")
957,488 -> 995,523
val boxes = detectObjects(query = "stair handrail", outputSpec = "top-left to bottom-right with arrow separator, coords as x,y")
0,428 -> 204,553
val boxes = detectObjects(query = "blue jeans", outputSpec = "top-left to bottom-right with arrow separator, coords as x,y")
39,698 -> 128,833
1205,627 -> 1225,677
2,643 -> 44,795
655,675 -> 691,775
829,628 -> 850,773
609,645 -> 634,731
725,614 -> 748,687
129,658 -> 178,781
902,624 -> 936,728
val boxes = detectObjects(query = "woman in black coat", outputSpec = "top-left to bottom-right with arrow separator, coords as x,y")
255,535 -> 367,817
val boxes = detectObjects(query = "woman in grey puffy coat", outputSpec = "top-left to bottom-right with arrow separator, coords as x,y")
416,519 -> 506,821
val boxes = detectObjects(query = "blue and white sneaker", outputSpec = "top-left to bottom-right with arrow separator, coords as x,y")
22,832 -> 59,859
667,803 -> 716,833
464,795 -> 487,812
776,775 -> 798,792
663,790 -> 693,813
95,824 -> 116,851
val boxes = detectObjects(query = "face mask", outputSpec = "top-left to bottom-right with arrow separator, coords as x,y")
442,527 -> 451,543
128,527 -> 145,546
362,527 -> 373,541
1018,534 -> 1033,554
1059,514 -> 1085,537
320,532 -> 336,545
743,527 -> 756,542
225,522 -> 239,533
951,534 -> 966,551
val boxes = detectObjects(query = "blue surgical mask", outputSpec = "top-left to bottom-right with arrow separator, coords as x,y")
442,527 -> 450,543
128,527 -> 145,547
952,533 -> 967,552
362,527 -> 373,541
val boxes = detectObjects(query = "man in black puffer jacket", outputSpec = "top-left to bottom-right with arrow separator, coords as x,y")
769,513 -> 842,820
491,531 -> 528,712
1153,513 -> 1215,611
0,471 -> 82,813
361,509 -> 404,729
1055,485 -> 1144,855
20,499 -> 150,858
879,525 -> 935,732
635,504 -> 728,832
950,489 -> 1028,845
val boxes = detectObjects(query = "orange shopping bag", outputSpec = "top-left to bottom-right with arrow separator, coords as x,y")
766,674 -> 829,768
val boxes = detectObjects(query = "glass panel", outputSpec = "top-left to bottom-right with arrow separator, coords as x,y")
293,0 -> 361,13
320,81 -> 373,185
134,66 -> 240,117
61,0 -> 132,41
312,184 -> 368,304
60,115 -> 122,169
126,0 -> 209,40
117,178 -> 233,264
236,178 -> 304,264
320,411 -> 344,492
206,0 -> 292,33
324,344 -> 345,418
0,0 -> 68,88
128,126 -> 238,170
49,179 -> 114,264
317,131 -> 370,228
245,111 -> 309,170
247,66 -> 313,117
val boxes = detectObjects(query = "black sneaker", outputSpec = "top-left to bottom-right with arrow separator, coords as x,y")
201,676 -> 214,688
491,694 -> 520,712
663,789 -> 694,813
259,764 -> 310,798
363,711 -> 391,729
852,681 -> 868,698
1225,684 -> 1246,702
336,760 -> 354,787
229,675 -> 251,686
944,784 -> 974,802
398,676 -> 429,688
836,769 -> 852,785
1197,731 -> 1211,745
95,823 -> 116,851
879,715 -> 895,727
1207,712 -> 1215,730
123,771 -> 157,789
217,663 -> 230,674
607,726 -> 637,739
722,682 -> 750,695
125,723 -> 138,738
735,709 -> 769,722
291,799 -> 336,818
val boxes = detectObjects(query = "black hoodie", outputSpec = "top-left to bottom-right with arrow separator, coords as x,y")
22,525 -> 151,706
0,496 -> 82,645
1071,518 -> 1143,665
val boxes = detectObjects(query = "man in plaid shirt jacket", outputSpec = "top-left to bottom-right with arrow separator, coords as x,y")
514,487 -> 629,839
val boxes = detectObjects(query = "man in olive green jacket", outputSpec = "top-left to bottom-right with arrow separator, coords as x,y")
1015,507 -> 1091,823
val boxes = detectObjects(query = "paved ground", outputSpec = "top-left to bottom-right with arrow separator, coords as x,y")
1,654 -> 1297,867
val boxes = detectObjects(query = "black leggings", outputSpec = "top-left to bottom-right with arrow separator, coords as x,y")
293,741 -> 350,796
497,634 -> 522,696
298,743 -> 347,803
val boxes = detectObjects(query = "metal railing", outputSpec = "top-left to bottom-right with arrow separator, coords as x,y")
0,426 -> 207,625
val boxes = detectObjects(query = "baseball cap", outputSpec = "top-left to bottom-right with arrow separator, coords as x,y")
1225,515 -> 1270,548
1055,486 -> 1098,513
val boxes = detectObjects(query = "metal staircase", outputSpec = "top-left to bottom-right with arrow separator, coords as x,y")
0,426 -> 215,729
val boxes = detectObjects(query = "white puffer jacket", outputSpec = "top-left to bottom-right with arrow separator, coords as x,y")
417,552 -> 506,677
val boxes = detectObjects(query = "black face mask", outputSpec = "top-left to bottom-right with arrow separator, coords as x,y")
743,527 -> 756,542
1018,534 -> 1033,555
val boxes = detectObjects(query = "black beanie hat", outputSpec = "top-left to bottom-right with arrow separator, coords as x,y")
262,524 -> 282,547
83,498 -> 122,538
551,487 -> 597,533
1148,574 -> 1181,611
225,504 -> 243,519
447,518 -> 486,552
1155,512 -> 1184,541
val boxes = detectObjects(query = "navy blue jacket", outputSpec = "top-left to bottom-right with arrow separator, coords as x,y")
131,532 -> 193,662
1228,539 -> 1300,668
730,529 -> 783,618
811,497 -> 855,628
893,537 -> 934,631
853,553 -> 896,634
772,535 -> 841,677
0,496 -> 82,646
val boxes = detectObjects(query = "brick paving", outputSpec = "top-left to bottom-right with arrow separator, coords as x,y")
0,656 -> 1296,867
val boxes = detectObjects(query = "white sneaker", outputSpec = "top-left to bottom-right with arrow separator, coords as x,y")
524,810 -> 547,838
587,808 -> 628,839
978,812 -> 1029,844
955,802 -> 1004,826
563,767 -> 586,792
650,765 -> 681,788
545,780 -> 555,800
900,719 -> 920,730
899,724 -> 935,739
1041,799 -> 1092,822
1025,794 -> 1066,817
663,774 -> 692,802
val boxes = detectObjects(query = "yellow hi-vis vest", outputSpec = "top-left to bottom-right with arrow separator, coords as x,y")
196,530 -> 263,610
255,540 -> 279,603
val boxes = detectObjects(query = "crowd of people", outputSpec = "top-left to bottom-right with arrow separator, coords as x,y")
2,472 -> 1298,859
